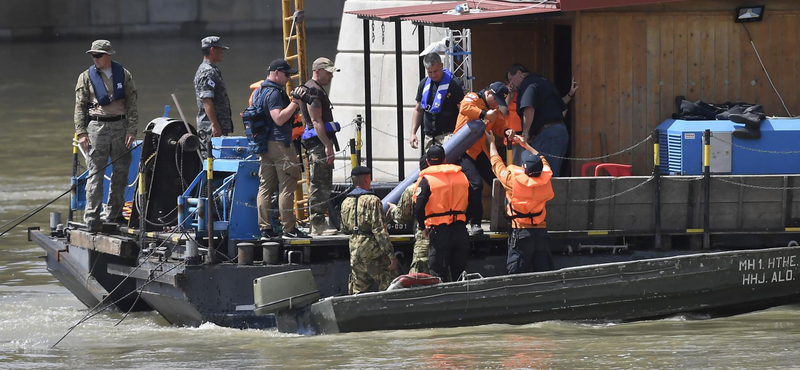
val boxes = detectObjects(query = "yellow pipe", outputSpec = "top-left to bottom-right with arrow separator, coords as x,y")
207,158 -> 213,180
654,143 -> 660,166
703,143 -> 710,167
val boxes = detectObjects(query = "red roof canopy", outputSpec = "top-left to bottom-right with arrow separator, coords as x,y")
346,0 -> 689,27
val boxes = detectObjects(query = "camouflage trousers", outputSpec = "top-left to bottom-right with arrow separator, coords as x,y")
349,237 -> 399,294
409,229 -> 430,274
306,143 -> 334,228
84,119 -> 131,222
424,133 -> 453,151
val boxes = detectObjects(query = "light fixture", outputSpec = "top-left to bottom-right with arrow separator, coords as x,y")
735,5 -> 765,23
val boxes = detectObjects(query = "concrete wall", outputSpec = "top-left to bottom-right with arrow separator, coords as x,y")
0,0 -> 346,41
329,0 -> 450,182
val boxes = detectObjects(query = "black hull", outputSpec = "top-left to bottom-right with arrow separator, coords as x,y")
285,246 -> 800,334
31,230 -> 151,312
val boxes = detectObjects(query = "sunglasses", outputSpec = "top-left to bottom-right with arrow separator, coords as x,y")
91,53 -> 105,59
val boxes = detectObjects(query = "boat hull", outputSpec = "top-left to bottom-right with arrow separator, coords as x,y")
281,246 -> 800,334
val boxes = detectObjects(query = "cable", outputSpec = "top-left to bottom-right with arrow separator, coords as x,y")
0,142 -> 142,236
742,24 -> 793,117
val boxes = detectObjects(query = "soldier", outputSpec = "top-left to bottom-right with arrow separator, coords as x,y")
74,40 -> 138,232
341,166 -> 398,294
194,36 -> 233,142
486,130 -> 556,273
386,158 -> 431,274
414,145 -> 470,282
299,57 -> 340,236
409,53 -> 465,151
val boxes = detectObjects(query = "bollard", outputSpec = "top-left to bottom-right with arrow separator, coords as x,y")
49,212 -> 62,235
185,239 -> 198,257
237,242 -> 255,266
262,242 -> 281,265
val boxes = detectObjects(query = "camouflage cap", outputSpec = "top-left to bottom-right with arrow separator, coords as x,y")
312,57 -> 340,73
86,39 -> 115,55
201,36 -> 229,50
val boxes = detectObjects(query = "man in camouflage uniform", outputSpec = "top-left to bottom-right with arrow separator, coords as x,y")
194,36 -> 232,142
341,166 -> 398,294
299,57 -> 340,236
386,158 -> 430,274
74,40 -> 138,231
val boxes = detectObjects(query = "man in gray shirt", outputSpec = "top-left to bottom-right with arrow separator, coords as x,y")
194,36 -> 233,141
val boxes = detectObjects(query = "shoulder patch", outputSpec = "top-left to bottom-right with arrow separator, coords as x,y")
207,79 -> 216,88
500,170 -> 508,178
414,187 -> 422,196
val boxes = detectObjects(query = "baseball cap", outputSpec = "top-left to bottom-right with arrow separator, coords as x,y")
312,57 -> 340,73
488,81 -> 509,107
351,166 -> 371,177
86,40 -> 115,55
521,151 -> 544,177
268,58 -> 299,74
201,36 -> 229,50
426,145 -> 446,165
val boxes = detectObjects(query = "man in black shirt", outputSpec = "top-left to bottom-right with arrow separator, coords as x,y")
410,53 -> 465,151
507,63 -> 578,176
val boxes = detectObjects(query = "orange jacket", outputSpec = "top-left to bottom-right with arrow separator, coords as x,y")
249,80 -> 304,140
490,154 -> 554,228
454,92 -> 510,160
413,164 -> 470,227
506,87 -> 522,133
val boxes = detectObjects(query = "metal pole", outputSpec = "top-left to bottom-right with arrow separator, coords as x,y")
355,114 -> 362,165
206,139 -> 217,264
350,138 -> 357,170
653,129 -> 662,250
418,24 -> 426,158
394,20 -> 405,181
69,133 -> 78,222
703,129 -> 711,250
363,19 -> 373,172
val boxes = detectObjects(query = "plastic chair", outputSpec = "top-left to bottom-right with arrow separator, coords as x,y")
594,163 -> 632,177
581,161 -> 603,177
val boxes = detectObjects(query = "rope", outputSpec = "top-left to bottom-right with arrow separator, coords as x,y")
571,170 -> 655,203
539,134 -> 653,161
710,132 -> 800,155
713,177 -> 800,191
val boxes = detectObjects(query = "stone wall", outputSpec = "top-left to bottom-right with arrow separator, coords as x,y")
0,0 -> 346,41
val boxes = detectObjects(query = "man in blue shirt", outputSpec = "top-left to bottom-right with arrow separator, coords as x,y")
255,58 -> 311,239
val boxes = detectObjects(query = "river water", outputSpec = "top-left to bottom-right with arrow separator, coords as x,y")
2,34 -> 800,370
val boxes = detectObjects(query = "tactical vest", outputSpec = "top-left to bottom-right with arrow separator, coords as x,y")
505,164 -> 554,228
346,188 -> 375,235
420,69 -> 454,115
414,164 -> 469,227
299,82 -> 338,145
241,80 -> 272,154
88,61 -> 125,106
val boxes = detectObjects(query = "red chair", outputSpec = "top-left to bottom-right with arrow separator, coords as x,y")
594,163 -> 632,177
580,161 -> 603,177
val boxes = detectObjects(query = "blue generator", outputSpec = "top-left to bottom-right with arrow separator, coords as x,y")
656,119 -> 800,175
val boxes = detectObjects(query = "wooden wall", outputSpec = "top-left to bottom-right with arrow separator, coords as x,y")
471,23 -> 544,91
572,4 -> 800,175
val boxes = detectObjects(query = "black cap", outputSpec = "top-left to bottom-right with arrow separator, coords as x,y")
419,156 -> 430,171
426,145 -> 446,165
488,81 -> 509,107
351,166 -> 371,177
521,151 -> 544,176
268,58 -> 298,74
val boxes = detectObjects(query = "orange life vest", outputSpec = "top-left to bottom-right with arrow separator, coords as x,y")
249,79 -> 304,141
505,163 -> 554,228
414,164 -> 470,227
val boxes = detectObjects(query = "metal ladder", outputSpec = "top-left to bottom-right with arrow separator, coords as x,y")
445,28 -> 473,93
282,0 -> 310,224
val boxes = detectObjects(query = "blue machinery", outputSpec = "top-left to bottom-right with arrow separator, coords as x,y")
177,137 -> 261,256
